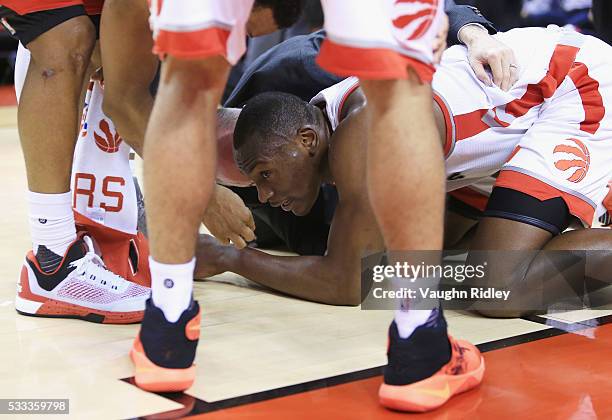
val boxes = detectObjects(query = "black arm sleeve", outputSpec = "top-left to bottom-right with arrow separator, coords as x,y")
445,0 -> 497,46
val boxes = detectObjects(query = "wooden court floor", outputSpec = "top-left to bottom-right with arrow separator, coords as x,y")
1,106 -> 612,419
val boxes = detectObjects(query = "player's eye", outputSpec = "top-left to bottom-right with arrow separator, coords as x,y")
260,170 -> 271,179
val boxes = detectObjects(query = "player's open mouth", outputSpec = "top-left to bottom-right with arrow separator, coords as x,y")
281,200 -> 293,211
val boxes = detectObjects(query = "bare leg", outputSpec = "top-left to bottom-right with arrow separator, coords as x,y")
100,0 -> 158,156
469,217 -> 612,318
361,76 -> 445,252
20,17 -> 96,193
144,55 -> 229,263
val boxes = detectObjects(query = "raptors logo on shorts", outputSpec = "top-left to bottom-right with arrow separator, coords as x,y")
94,119 -> 123,153
553,138 -> 590,183
392,0 -> 440,41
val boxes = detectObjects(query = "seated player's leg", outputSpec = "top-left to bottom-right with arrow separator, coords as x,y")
100,0 -> 158,156
318,0 -> 483,412
468,190 -> 563,318
445,185 -> 491,249
4,4 -> 149,322
469,35 -> 612,317
131,0 -> 253,392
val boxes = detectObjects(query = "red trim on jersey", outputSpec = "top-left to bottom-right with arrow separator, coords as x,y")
433,93 -> 453,157
0,0 -> 100,15
83,0 -> 103,15
495,170 -> 594,225
337,80 -> 361,120
505,146 -> 522,163
505,44 -> 579,120
453,43 -> 581,141
449,187 -> 489,212
454,109 -> 488,141
568,62 -> 605,134
317,39 -> 434,82
153,26 -> 230,60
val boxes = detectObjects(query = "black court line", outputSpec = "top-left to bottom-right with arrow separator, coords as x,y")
124,312 -> 612,420
522,313 -> 612,332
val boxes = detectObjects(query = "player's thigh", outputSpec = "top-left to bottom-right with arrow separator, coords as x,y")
11,10 -> 95,69
100,0 -> 157,98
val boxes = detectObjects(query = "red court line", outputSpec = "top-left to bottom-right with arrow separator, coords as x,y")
187,324 -> 612,419
0,85 -> 16,106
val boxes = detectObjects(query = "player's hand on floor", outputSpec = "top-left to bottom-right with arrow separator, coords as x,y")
433,13 -> 449,64
203,184 -> 256,249
459,25 -> 519,91
194,234 -> 230,279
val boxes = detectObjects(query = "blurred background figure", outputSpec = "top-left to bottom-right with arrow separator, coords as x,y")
460,0 -> 592,32
521,0 -> 593,32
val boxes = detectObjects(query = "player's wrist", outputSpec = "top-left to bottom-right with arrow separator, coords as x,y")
458,23 -> 488,46
220,243 -> 241,272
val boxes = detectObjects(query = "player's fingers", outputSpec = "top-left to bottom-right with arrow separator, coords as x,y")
229,234 -> 247,249
241,225 -> 256,242
499,54 -> 512,91
470,58 -> 492,87
506,50 -> 519,87
246,211 -> 256,231
488,54 -> 504,89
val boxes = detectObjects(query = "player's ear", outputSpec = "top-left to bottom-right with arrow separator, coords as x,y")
298,127 -> 318,155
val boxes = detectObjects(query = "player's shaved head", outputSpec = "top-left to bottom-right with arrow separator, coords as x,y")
233,92 -> 330,216
233,92 -> 318,171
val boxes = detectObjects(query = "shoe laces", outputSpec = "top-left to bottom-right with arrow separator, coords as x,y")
69,236 -> 130,293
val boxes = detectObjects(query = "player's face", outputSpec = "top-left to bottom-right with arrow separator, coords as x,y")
241,144 -> 322,216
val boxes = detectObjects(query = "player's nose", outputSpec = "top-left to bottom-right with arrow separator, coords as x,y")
257,185 -> 274,204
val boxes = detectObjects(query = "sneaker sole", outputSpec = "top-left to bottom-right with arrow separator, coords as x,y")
130,342 -> 195,392
379,356 -> 485,412
15,295 -> 144,324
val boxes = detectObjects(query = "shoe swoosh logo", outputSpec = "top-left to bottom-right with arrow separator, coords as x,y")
417,383 -> 451,399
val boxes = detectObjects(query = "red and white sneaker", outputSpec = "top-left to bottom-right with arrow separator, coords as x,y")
15,235 -> 150,324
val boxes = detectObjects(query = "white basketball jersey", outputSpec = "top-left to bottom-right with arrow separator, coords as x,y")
71,81 -> 138,235
312,26 -> 598,192
310,77 -> 360,131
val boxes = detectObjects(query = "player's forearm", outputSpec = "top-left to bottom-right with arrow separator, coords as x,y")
224,247 -> 360,306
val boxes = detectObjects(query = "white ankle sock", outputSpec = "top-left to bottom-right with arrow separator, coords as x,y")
150,257 -> 195,323
394,309 -> 434,339
28,191 -> 76,256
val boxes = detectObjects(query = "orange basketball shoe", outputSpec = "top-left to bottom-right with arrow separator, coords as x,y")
130,298 -> 201,392
379,311 -> 485,412
15,235 -> 150,324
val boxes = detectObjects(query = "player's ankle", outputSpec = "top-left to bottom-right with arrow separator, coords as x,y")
384,309 -> 451,385
28,191 -> 77,265
150,257 -> 195,323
